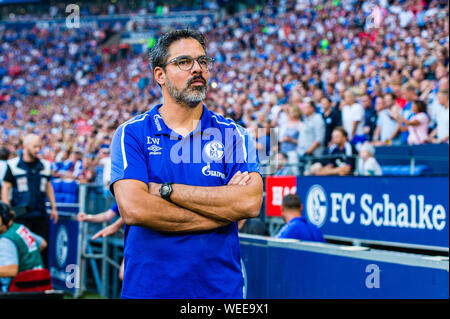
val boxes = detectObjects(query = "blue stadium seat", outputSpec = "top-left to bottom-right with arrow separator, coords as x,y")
374,146 -> 411,166
410,144 -> 449,175
381,164 -> 432,176
54,193 -> 66,203
376,144 -> 449,176
63,194 -> 78,203
60,180 -> 78,195
51,179 -> 63,193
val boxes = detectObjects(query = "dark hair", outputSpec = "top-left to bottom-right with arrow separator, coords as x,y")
278,152 -> 288,160
404,84 -> 416,92
333,126 -> 348,138
0,146 -> 9,161
282,194 -> 302,210
321,96 -> 332,104
438,88 -> 449,95
413,99 -> 427,113
0,201 -> 14,226
149,29 -> 207,71
384,92 -> 396,100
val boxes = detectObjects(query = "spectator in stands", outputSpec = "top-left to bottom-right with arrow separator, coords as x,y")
341,90 -> 366,149
427,69 -> 449,128
395,100 -> 430,145
398,84 -> 419,144
238,218 -> 269,236
296,99 -> 325,163
357,142 -> 382,176
361,94 -> 377,142
52,149 -> 71,178
428,89 -> 449,144
272,152 -> 296,176
91,147 -> 112,191
278,104 -> 301,172
254,121 -> 272,164
308,127 -> 358,176
275,194 -> 325,243
0,202 -> 46,292
372,94 -> 402,146
0,0 -> 448,181
61,149 -> 84,180
321,96 -> 341,147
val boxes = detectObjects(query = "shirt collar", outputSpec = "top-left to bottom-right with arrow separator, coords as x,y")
150,104 -> 213,138
18,155 -> 42,171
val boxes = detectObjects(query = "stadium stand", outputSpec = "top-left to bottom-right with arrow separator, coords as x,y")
1,0 -> 448,183
0,0 -> 448,300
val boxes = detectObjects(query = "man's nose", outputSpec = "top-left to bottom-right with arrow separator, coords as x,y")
191,59 -> 203,73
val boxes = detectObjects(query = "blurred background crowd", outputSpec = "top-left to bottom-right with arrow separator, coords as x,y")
0,0 -> 448,186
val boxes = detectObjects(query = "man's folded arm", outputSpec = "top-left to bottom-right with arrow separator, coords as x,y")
113,179 -> 229,233
168,172 -> 263,223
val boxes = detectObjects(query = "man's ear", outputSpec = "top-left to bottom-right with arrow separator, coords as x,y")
154,67 -> 165,86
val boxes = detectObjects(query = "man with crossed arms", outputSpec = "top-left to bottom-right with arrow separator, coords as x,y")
110,29 -> 263,298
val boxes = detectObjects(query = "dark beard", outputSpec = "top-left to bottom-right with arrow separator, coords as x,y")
167,77 -> 207,108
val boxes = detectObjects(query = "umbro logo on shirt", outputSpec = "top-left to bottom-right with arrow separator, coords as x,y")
148,145 -> 162,154
147,136 -> 162,155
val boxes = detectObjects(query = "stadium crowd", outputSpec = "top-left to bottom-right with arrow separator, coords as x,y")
0,0 -> 449,184
1,0 -> 220,21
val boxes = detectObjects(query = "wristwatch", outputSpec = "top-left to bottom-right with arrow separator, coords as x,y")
159,183 -> 173,202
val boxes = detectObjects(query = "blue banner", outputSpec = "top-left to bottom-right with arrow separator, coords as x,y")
48,213 -> 80,294
240,235 -> 449,298
297,176 -> 449,249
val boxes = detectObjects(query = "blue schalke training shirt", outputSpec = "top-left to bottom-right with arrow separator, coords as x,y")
110,104 -> 260,299
276,217 -> 326,243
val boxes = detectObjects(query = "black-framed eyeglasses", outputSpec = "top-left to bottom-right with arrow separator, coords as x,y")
162,55 -> 214,71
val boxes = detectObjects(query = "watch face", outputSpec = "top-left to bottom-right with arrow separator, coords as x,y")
161,184 -> 172,198
161,185 -> 170,195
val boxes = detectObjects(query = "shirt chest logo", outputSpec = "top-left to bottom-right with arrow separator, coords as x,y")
203,140 -> 224,161
147,136 -> 162,155
202,163 -> 226,179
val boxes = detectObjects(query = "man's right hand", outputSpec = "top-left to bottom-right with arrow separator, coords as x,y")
91,221 -> 122,240
77,212 -> 90,222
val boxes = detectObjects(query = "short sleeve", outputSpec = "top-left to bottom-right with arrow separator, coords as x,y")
376,112 -> 382,126
0,238 -> 18,266
111,202 -> 120,215
353,104 -> 364,121
3,165 -> 14,184
314,115 -> 326,144
417,113 -> 429,125
109,120 -> 149,195
224,124 -> 261,183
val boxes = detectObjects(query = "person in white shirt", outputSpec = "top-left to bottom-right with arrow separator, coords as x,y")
395,100 -> 430,145
341,90 -> 366,149
372,93 -> 402,146
357,142 -> 382,176
428,89 -> 449,144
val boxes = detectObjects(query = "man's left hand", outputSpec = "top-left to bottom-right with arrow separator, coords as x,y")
50,208 -> 58,224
